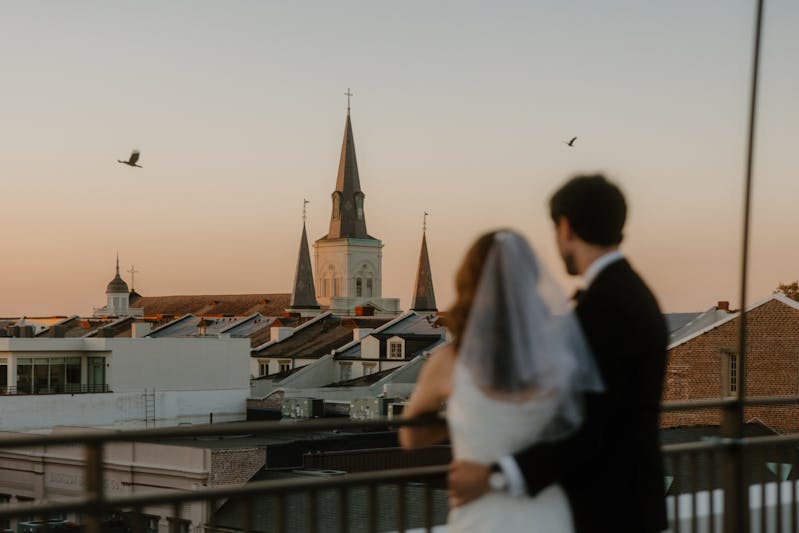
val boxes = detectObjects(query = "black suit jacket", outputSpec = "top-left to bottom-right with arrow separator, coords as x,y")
513,258 -> 668,533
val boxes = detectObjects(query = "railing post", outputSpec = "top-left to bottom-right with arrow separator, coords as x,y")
85,442 -> 105,533
722,408 -> 746,533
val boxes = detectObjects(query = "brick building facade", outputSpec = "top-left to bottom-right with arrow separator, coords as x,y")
662,294 -> 799,434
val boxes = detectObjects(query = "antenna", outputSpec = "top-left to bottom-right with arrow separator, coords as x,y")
303,199 -> 310,224
423,211 -> 429,233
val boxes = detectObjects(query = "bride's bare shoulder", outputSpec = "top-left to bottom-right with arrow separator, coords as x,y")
425,343 -> 456,371
417,343 -> 456,394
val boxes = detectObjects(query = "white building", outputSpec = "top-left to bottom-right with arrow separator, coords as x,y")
0,336 -> 250,432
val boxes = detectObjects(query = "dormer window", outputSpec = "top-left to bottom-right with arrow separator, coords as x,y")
388,338 -> 404,359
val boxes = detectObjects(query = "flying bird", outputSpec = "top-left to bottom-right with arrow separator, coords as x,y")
563,137 -> 577,147
117,150 -> 143,168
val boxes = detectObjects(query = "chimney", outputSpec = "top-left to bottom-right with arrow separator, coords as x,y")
353,328 -> 373,341
270,326 -> 294,342
132,321 -> 152,338
717,301 -> 730,312
355,305 -> 374,317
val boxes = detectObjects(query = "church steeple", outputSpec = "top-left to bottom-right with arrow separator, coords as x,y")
326,109 -> 368,239
289,201 -> 320,311
411,221 -> 437,312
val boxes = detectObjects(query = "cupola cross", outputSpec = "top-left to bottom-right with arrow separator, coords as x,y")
127,265 -> 140,291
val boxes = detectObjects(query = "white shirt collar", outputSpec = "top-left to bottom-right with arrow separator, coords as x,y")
583,250 -> 624,288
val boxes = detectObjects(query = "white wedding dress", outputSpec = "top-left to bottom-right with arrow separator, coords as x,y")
447,362 -> 575,533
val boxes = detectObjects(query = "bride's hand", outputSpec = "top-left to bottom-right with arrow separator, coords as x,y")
448,460 -> 490,507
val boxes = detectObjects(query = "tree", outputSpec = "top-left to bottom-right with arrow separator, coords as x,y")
775,281 -> 799,301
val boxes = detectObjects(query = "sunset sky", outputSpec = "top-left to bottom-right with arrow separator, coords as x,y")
1,1 -> 797,317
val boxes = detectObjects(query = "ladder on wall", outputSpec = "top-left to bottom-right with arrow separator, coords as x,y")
143,388 -> 156,428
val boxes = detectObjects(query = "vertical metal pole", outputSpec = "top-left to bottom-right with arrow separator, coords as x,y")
85,442 -> 104,533
308,490 -> 318,533
725,1 -> 765,532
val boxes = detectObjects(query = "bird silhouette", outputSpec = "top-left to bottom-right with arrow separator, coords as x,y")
563,137 -> 577,147
117,150 -> 143,168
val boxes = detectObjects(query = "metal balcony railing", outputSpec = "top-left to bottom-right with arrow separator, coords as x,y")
0,384 -> 110,395
0,397 -> 798,533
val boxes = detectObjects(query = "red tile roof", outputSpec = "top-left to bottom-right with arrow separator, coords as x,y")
129,293 -> 291,317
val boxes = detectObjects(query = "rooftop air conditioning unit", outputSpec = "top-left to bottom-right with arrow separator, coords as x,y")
350,397 -> 395,420
281,398 -> 324,419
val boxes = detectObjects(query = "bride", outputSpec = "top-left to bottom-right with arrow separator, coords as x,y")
399,230 -> 603,532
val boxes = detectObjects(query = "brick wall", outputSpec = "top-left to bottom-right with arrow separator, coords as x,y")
662,298 -> 799,434
209,448 -> 265,486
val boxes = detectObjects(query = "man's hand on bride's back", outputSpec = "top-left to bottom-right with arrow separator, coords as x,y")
448,460 -> 490,507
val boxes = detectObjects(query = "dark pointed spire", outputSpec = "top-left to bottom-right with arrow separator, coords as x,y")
411,230 -> 437,311
326,110 -> 369,239
289,221 -> 320,310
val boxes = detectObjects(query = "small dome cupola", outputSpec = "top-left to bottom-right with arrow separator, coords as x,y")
105,255 -> 130,316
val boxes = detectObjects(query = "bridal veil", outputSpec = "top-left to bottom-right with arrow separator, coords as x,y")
457,230 -> 604,440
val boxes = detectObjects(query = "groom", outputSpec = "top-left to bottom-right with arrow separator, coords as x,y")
449,174 -> 668,533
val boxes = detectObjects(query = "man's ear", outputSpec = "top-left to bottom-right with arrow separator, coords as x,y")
556,216 -> 573,241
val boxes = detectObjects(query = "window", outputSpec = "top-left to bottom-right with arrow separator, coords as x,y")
66,357 -> 81,392
723,349 -> 739,396
728,352 -> 737,394
16,358 -> 32,393
366,278 -> 373,297
88,357 -> 106,393
389,341 -> 404,359
279,360 -> 291,373
324,277 -> 330,297
0,357 -> 7,391
258,360 -> 269,376
340,363 -> 352,381
0,493 -> 8,529
15,357 -> 84,394
333,278 -> 339,296
167,518 -> 190,533
363,363 -> 376,376
356,278 -> 363,297
355,193 -> 364,220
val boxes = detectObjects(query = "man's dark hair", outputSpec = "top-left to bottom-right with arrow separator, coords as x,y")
549,174 -> 627,246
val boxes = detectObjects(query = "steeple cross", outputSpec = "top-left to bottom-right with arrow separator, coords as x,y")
345,88 -> 353,112
423,211 -> 429,233
303,199 -> 310,224
127,265 -> 140,291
